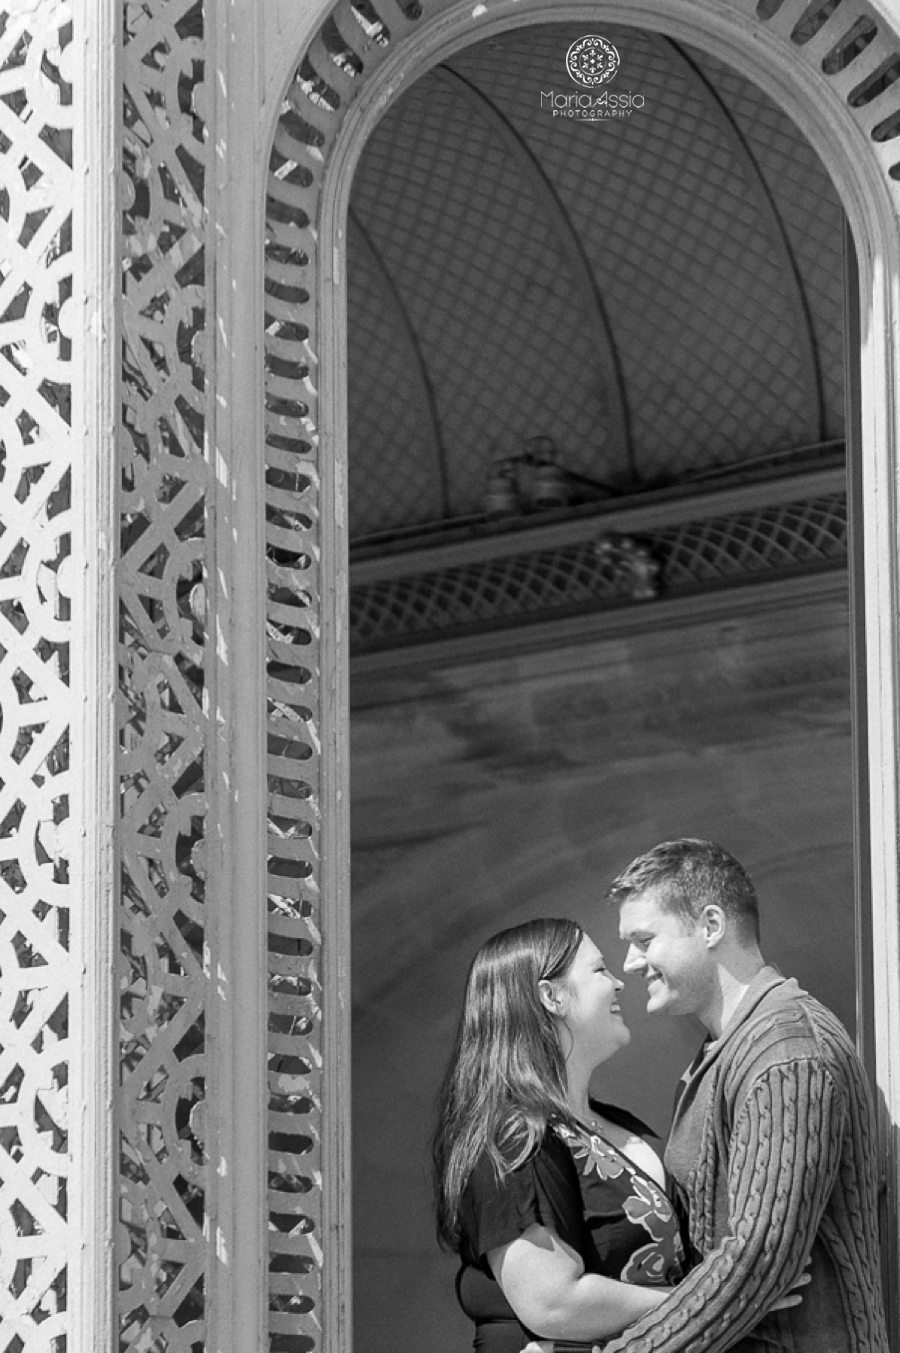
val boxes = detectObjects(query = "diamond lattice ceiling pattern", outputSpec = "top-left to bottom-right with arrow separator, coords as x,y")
347,24 -> 844,545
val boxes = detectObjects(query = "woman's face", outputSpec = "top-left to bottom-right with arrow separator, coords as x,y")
553,934 -> 631,1065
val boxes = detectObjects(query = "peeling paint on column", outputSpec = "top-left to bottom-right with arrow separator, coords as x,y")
119,0 -> 210,1346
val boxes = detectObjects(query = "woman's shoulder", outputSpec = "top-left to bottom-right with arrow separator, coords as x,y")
467,1124 -> 558,1186
485,1122 -> 574,1177
459,1126 -> 586,1264
464,1124 -> 583,1219
462,1126 -> 576,1221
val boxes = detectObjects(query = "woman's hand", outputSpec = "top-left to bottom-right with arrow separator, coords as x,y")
770,1258 -> 812,1312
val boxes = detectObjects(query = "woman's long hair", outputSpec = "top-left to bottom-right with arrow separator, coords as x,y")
432,918 -> 583,1250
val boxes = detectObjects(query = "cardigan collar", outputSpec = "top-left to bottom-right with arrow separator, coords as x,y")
682,963 -> 805,1083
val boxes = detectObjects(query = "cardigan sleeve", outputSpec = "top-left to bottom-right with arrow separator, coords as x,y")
599,1057 -> 846,1353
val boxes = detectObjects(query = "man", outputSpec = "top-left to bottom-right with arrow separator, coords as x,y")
599,837 -> 888,1353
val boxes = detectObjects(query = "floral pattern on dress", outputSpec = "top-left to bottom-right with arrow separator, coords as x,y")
556,1123 -> 627,1181
553,1120 -> 685,1287
621,1240 -> 675,1285
623,1173 -> 673,1242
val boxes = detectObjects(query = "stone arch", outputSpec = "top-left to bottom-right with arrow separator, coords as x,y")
259,0 -> 900,1345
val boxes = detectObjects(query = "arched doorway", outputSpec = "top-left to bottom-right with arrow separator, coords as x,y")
254,0 -> 900,1346
344,23 -> 855,1347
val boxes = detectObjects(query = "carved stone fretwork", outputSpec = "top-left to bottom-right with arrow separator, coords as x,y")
0,3 -> 73,1345
265,141 -> 327,1353
119,1 -> 209,1346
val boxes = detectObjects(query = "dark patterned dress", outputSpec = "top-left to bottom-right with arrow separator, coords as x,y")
455,1105 -> 684,1353
552,1108 -> 684,1288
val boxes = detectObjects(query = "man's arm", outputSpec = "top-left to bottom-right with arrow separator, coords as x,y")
599,1058 -> 845,1353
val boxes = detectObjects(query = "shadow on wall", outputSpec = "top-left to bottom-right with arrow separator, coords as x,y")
350,594 -> 855,1353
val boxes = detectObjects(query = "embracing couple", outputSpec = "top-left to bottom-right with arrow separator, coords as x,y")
432,838 -> 888,1352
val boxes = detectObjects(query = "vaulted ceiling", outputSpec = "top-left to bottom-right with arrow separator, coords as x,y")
347,22 -> 845,551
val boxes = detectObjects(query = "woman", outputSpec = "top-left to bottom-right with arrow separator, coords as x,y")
432,918 -> 683,1352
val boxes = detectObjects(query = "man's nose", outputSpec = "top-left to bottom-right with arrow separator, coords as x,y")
622,944 -> 643,974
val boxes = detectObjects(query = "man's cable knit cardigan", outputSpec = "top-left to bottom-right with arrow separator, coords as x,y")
602,967 -> 888,1353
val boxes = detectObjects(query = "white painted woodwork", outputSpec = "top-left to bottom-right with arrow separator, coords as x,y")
70,0 -> 119,1347
207,1 -> 269,1349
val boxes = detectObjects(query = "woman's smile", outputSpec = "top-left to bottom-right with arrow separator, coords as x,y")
547,935 -> 632,1062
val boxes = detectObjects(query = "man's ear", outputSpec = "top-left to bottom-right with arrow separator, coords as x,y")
702,905 -> 727,948
538,979 -> 564,1015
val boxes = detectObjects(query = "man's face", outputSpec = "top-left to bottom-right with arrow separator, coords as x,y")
618,886 -> 715,1020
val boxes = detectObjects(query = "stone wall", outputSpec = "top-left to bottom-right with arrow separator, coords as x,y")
350,589 -> 854,1352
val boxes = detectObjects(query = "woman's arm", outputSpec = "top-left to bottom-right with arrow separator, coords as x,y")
488,1222 -> 669,1341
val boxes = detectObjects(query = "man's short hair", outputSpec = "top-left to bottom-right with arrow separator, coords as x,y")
607,838 -> 760,943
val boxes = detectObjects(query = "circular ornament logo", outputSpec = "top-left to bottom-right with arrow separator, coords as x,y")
565,34 -> 620,88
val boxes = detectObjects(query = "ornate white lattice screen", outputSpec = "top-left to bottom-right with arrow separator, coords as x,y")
0,3 -> 73,1347
119,0 -> 209,1346
3,0 -> 900,1348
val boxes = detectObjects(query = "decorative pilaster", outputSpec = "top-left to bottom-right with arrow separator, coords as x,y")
0,3 -> 78,1347
71,0 -> 119,1346
118,0 -> 211,1346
